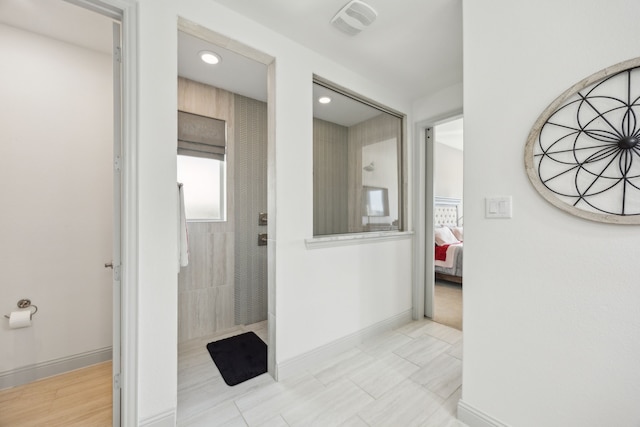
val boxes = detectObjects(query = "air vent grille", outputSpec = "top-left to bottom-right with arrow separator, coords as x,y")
330,0 -> 378,36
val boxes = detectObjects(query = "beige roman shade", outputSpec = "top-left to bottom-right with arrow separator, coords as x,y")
178,110 -> 227,161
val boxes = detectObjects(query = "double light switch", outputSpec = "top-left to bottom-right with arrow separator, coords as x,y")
485,196 -> 512,218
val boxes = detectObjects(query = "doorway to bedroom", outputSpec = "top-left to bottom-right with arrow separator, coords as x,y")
429,118 -> 463,330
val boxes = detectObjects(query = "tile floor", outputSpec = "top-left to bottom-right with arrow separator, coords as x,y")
177,318 -> 465,427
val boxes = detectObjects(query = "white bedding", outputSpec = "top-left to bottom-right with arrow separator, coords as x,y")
435,242 -> 462,269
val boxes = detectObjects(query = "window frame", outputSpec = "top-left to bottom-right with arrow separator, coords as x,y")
312,75 -> 406,237
177,154 -> 227,222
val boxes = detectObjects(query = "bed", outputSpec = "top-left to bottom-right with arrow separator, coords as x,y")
434,197 -> 463,284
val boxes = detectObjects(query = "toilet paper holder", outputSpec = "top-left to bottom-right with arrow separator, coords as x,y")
4,299 -> 38,320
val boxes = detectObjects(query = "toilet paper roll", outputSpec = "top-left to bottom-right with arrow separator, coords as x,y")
9,310 -> 31,329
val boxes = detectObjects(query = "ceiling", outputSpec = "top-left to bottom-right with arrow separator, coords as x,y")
211,0 -> 463,102
0,0 -> 462,109
178,31 -> 268,102
313,82 -> 383,127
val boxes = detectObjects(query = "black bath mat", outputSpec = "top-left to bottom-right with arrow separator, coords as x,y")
206,332 -> 267,386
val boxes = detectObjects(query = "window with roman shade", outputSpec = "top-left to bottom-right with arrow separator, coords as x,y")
177,110 -> 227,221
177,110 -> 227,161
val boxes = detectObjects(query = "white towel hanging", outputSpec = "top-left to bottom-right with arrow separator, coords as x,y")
178,183 -> 190,268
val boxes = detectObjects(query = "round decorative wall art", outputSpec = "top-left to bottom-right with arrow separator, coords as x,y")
525,57 -> 640,224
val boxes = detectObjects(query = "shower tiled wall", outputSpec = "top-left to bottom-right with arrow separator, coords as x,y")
178,225 -> 235,341
234,95 -> 268,326
177,77 -> 236,342
177,78 -> 268,342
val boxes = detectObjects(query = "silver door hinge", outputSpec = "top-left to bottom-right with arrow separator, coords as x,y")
114,155 -> 121,171
114,373 -> 121,390
114,46 -> 122,63
114,264 -> 121,282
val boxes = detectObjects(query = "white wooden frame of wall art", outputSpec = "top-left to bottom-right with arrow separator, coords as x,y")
524,56 -> 640,225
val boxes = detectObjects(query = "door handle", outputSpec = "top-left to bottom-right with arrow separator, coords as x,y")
105,262 -> 121,281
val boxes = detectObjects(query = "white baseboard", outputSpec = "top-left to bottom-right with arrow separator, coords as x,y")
458,399 -> 509,427
0,347 -> 112,390
139,409 -> 176,427
276,310 -> 412,381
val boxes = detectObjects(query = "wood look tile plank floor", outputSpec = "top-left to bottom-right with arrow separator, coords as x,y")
178,319 -> 466,427
0,361 -> 112,427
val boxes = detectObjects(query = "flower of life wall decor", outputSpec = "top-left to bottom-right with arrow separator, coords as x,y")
525,57 -> 640,224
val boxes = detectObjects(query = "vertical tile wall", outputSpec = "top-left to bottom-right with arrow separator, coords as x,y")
177,78 -> 269,341
177,77 -> 236,342
234,95 -> 268,325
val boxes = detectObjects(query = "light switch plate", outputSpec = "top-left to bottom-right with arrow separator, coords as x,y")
486,196 -> 512,218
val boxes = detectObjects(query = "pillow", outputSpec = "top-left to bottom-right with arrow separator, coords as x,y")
450,226 -> 463,242
434,226 -> 459,246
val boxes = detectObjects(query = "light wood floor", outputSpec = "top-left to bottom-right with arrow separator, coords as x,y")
178,319 -> 465,426
0,361 -> 112,427
434,280 -> 463,331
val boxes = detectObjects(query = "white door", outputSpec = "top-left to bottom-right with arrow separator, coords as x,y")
111,20 -> 123,427
425,126 -> 435,318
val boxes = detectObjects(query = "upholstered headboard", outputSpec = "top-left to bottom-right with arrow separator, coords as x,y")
434,197 -> 462,227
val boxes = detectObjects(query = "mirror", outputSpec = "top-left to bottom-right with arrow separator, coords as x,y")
313,80 -> 403,236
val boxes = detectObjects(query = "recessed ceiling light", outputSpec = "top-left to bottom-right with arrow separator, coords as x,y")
199,50 -> 221,65
319,96 -> 332,104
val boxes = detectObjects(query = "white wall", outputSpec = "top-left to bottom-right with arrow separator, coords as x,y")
362,138 -> 399,223
463,1 -> 640,426
434,142 -> 463,200
0,25 -> 112,373
135,0 -> 414,421
413,82 -> 463,123
137,0 -> 179,420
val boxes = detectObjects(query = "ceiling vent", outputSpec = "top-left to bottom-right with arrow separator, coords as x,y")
331,0 -> 378,36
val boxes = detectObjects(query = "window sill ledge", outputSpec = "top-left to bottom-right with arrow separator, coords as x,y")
305,231 -> 414,249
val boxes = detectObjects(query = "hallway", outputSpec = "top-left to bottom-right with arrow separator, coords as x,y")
177,318 -> 463,426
